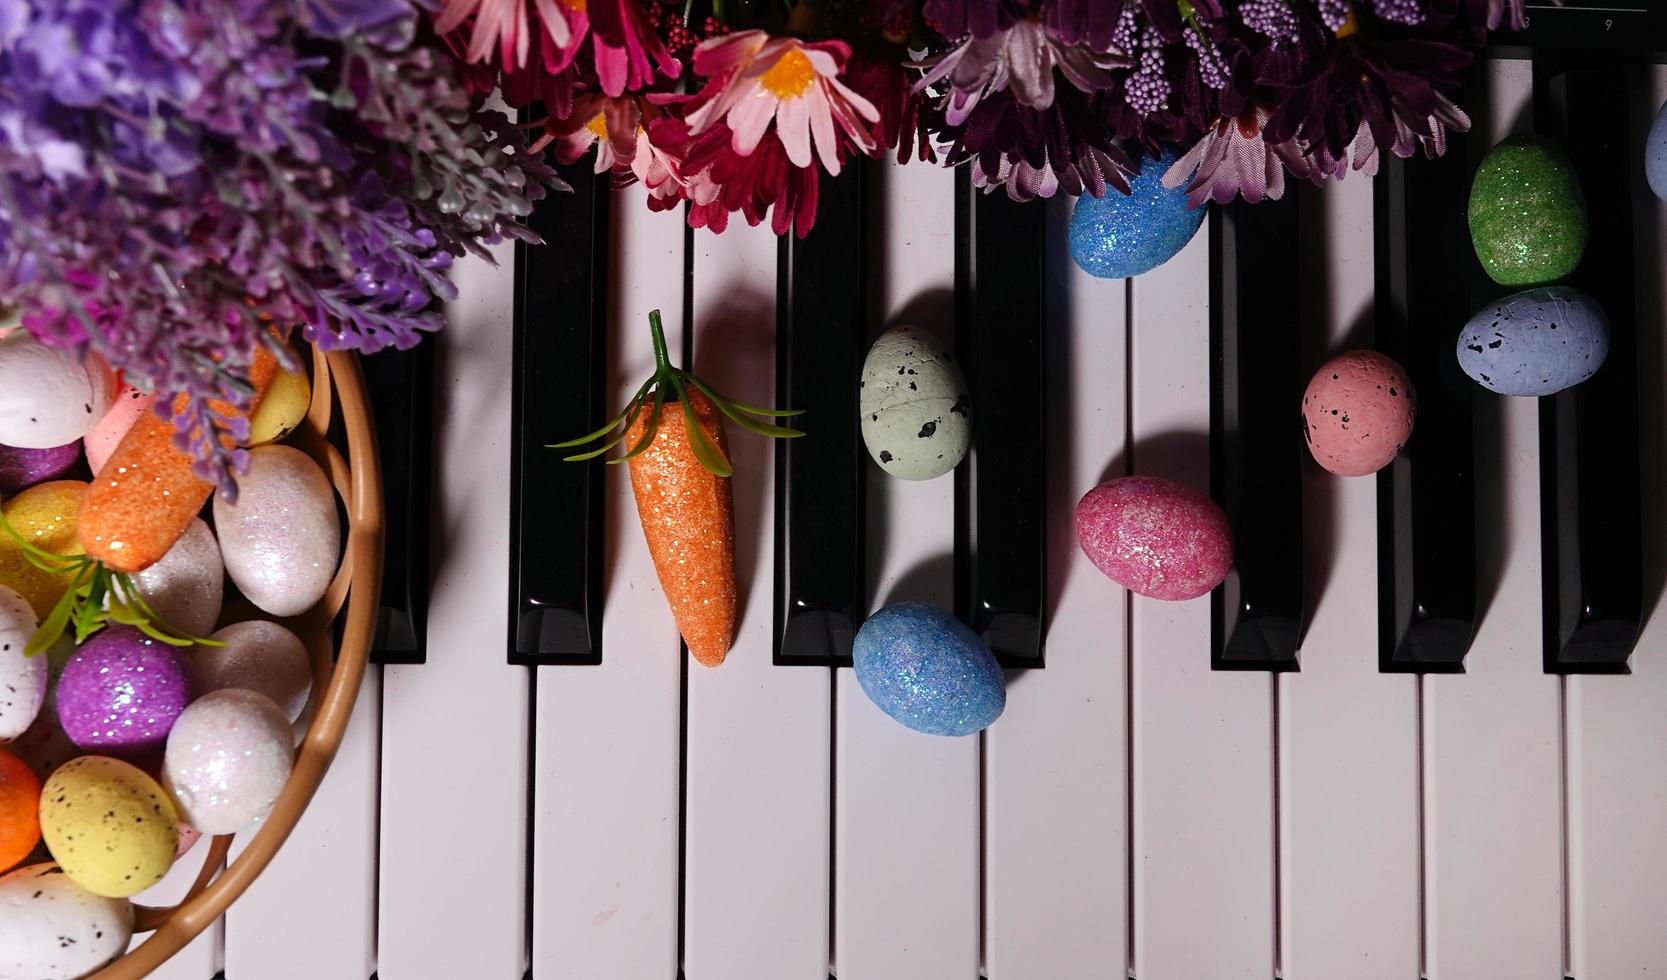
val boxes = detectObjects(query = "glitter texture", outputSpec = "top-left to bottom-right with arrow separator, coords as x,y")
213,445 -> 340,618
37,755 -> 179,898
1069,147 -> 1205,280
1075,476 -> 1233,601
193,620 -> 312,722
1301,350 -> 1417,477
0,480 -> 87,620
0,585 -> 47,741
1457,286 -> 1609,396
117,517 -> 224,639
853,603 -> 1004,737
1468,135 -> 1587,287
627,387 -> 736,667
55,626 -> 194,760
0,440 -> 80,493
163,688 -> 294,835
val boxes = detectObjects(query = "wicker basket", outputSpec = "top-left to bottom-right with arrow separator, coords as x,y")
90,347 -> 383,979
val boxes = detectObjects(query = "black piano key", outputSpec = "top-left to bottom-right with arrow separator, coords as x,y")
362,343 -> 433,664
954,173 -> 1046,667
1210,198 -> 1303,671
507,161 -> 608,665
1373,147 -> 1478,673
774,163 -> 867,667
1532,59 -> 1644,672
1490,1 -> 1667,57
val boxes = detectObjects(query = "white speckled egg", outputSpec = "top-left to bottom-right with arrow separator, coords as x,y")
0,585 -> 45,742
192,621 -> 311,722
163,689 -> 294,835
0,862 -> 133,979
0,334 -> 116,448
213,445 -> 340,617
859,326 -> 971,481
111,518 -> 223,639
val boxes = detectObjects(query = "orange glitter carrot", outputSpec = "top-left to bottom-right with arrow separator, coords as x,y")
555,310 -> 802,668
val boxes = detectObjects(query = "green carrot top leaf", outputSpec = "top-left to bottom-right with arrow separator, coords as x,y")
551,309 -> 804,476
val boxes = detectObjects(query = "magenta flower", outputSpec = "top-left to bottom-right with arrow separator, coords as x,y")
913,19 -> 1127,125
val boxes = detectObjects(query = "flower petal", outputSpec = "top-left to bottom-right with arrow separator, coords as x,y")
777,91 -> 815,169
728,91 -> 779,157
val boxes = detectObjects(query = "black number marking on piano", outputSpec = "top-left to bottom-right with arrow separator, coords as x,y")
508,161 -> 609,665
1531,57 -> 1644,673
1373,134 -> 1478,673
954,171 -> 1047,668
1210,197 -> 1304,671
774,162 -> 868,666
363,342 -> 433,664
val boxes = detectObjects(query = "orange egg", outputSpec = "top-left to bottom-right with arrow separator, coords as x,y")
0,746 -> 41,872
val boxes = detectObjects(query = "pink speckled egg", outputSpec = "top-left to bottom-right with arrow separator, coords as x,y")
175,822 -> 201,858
55,627 -> 193,760
1302,351 -> 1417,477
85,383 -> 156,475
163,689 -> 293,835
0,441 -> 80,492
192,620 -> 311,722
1075,476 -> 1233,601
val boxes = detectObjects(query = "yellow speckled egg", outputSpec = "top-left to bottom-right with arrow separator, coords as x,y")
39,755 -> 178,898
0,480 -> 86,618
247,365 -> 310,446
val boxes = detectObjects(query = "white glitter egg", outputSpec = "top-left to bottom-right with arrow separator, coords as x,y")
111,517 -> 223,639
213,445 -> 340,618
0,584 -> 45,741
0,333 -> 116,449
859,326 -> 971,481
0,862 -> 134,979
192,620 -> 311,722
163,689 -> 294,835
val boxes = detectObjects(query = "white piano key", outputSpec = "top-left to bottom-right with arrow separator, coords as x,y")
130,844 -> 222,979
1422,55 -> 1563,980
1129,216 -> 1277,978
378,238 -> 529,980
983,195 -> 1128,979
223,668 -> 381,980
529,189 -> 683,980
1565,61 -> 1667,980
1277,178 -> 1419,979
682,219 -> 832,980
834,160 -> 978,980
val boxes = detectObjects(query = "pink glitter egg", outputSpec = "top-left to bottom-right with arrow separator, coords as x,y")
163,689 -> 294,835
1302,350 -> 1417,477
55,627 -> 194,760
1074,476 -> 1233,601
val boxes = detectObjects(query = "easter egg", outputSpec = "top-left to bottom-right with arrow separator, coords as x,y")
0,862 -> 134,979
1069,146 -> 1206,279
175,822 -> 201,858
0,440 -> 80,493
193,620 -> 311,722
1302,351 -> 1417,476
859,326 -> 971,481
0,480 -> 87,619
215,446 -> 340,618
1648,99 -> 1667,201
0,585 -> 46,741
39,756 -> 178,898
1457,286 -> 1609,396
56,627 -> 194,759
852,602 -> 1005,736
164,689 -> 294,835
85,384 -> 156,475
1075,476 -> 1233,600
9,712 -> 77,784
0,333 -> 116,448
114,517 -> 223,639
0,747 -> 40,871
1468,136 -> 1587,287
248,364 -> 311,446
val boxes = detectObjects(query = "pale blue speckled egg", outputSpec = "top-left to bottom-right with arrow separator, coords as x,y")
1069,147 -> 1205,279
1648,98 -> 1667,201
853,602 -> 1004,737
1456,286 -> 1609,397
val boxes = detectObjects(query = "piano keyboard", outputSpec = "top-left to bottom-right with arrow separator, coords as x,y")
128,50 -> 1667,980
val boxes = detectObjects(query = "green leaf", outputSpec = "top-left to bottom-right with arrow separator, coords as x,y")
26,586 -> 76,658
548,381 -> 651,449
725,410 -> 806,440
686,377 -> 803,418
612,390 -> 665,464
672,377 -> 733,478
563,399 -> 642,462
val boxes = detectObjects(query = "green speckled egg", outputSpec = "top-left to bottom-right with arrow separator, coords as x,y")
39,756 -> 178,898
1468,136 -> 1587,286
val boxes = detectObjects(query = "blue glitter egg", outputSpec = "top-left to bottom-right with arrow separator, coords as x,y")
853,602 -> 1005,737
1068,147 -> 1205,279
1456,286 -> 1609,397
1648,98 -> 1667,201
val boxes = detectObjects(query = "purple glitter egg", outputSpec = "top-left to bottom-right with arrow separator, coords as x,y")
0,440 -> 81,492
55,627 -> 193,759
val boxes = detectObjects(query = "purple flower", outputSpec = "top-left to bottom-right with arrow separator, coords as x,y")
914,18 -> 1128,124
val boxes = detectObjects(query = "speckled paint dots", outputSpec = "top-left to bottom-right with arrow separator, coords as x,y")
860,325 -> 971,480
1457,286 -> 1609,396
1301,350 -> 1416,477
1074,476 -> 1233,601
